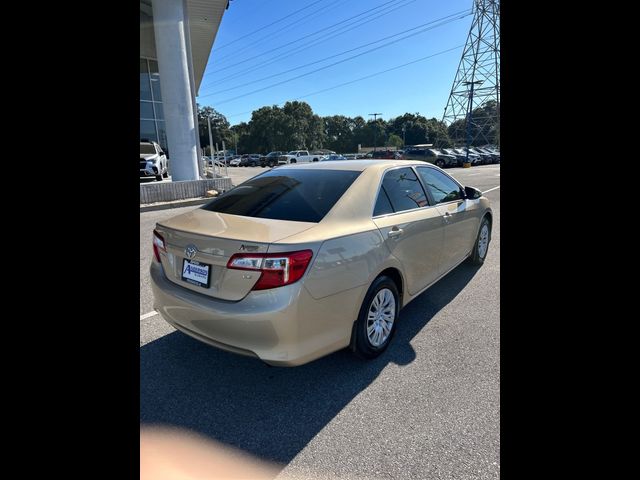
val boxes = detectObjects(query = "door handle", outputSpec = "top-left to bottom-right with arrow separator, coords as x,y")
388,227 -> 403,238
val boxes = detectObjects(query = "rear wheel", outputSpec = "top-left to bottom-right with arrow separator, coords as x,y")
155,174 -> 162,181
162,170 -> 168,178
353,276 -> 400,359
469,217 -> 491,265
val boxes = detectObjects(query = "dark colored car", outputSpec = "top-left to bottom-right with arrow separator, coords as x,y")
239,154 -> 262,167
260,151 -> 284,167
467,147 -> 494,165
475,147 -> 500,163
371,150 -> 402,159
452,148 -> 482,165
404,147 -> 457,168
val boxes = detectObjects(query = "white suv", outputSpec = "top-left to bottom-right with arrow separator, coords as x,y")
140,141 -> 168,181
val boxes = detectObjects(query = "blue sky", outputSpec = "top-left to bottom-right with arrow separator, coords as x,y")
197,0 -> 473,125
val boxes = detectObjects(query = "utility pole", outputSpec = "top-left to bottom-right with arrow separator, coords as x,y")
369,113 -> 382,152
207,115 -> 214,158
463,80 -> 483,164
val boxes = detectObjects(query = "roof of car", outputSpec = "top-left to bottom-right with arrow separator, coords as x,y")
276,159 -> 429,172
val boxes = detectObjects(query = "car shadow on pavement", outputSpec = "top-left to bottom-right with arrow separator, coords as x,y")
140,262 -> 480,467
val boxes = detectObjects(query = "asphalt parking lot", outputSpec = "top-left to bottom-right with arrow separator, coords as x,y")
140,163 -> 500,479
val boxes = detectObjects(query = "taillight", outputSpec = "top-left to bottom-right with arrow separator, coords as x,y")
227,250 -> 313,290
152,230 -> 166,263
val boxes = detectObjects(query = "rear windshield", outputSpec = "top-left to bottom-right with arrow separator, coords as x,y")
140,144 -> 156,154
201,169 -> 361,223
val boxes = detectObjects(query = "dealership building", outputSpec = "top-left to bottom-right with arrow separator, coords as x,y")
140,0 -> 228,181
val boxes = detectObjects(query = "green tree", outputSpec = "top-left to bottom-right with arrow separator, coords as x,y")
197,105 -> 233,153
386,134 -> 403,149
323,115 -> 355,152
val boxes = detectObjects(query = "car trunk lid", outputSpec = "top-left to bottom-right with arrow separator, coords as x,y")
155,209 -> 315,301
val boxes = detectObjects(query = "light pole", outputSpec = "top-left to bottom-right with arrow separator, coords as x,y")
369,113 -> 382,152
463,80 -> 483,165
207,115 -> 215,175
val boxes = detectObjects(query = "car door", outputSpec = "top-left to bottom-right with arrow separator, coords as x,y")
415,166 -> 479,274
372,167 -> 446,295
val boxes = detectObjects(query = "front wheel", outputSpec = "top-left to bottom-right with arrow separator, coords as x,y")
353,276 -> 400,359
162,170 -> 168,178
435,159 -> 444,168
469,217 -> 491,265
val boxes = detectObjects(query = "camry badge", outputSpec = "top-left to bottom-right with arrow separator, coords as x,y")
185,245 -> 197,259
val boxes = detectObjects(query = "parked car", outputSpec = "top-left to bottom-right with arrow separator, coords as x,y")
475,147 -> 500,163
467,147 -> 493,165
441,148 -> 467,167
371,150 -> 402,159
278,150 -> 324,164
452,148 -> 482,165
150,160 -> 492,366
261,151 -> 284,167
229,157 -> 242,167
403,147 -> 457,168
321,154 -> 348,161
239,154 -> 262,167
140,140 -> 168,181
342,153 -> 358,159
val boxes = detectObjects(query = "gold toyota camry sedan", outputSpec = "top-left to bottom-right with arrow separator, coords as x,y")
150,160 -> 492,366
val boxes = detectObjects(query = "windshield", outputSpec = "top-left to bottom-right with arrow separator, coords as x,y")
140,144 -> 156,154
201,169 -> 361,223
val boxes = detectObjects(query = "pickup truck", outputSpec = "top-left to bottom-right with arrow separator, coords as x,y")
278,150 -> 325,165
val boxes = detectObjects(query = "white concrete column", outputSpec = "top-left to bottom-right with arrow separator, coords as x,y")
152,0 -> 199,181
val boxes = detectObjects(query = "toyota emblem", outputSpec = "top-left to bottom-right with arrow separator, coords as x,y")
185,245 -> 197,259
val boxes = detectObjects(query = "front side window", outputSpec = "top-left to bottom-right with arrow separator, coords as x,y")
416,167 -> 463,204
202,169 -> 361,223
381,167 -> 428,212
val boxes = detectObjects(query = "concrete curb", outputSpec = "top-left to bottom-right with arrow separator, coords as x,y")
140,197 -> 211,212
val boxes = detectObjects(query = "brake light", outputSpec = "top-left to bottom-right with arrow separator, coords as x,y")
152,230 -> 166,263
227,250 -> 313,290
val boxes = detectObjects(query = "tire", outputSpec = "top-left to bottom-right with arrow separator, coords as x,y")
353,275 -> 400,359
435,159 -> 445,168
312,158 -> 318,162
155,175 -> 162,181
290,159 -> 297,163
469,216 -> 491,265
162,170 -> 168,178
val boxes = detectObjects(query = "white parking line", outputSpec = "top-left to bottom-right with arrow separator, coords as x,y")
140,311 -> 158,320
483,185 -> 501,194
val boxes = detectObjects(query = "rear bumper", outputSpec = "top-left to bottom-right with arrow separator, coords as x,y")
150,262 -> 356,366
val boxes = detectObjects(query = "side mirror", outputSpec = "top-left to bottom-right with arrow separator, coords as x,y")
464,186 -> 482,199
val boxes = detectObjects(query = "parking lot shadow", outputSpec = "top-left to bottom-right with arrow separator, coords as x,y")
140,262 -> 480,466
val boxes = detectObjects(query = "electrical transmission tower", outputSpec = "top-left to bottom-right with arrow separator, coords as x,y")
442,0 -> 500,149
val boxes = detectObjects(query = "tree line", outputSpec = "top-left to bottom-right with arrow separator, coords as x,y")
197,100 -> 498,155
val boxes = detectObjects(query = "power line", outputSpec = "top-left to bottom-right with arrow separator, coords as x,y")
200,12 -> 471,104
223,44 -> 463,120
202,0 -> 418,91
210,0 -> 349,65
204,9 -> 471,97
211,0 -> 328,52
202,0 -> 409,81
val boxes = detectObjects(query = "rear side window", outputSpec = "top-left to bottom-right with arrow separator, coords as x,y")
381,167 -> 428,212
416,167 -> 463,204
373,187 -> 394,216
202,169 -> 361,223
